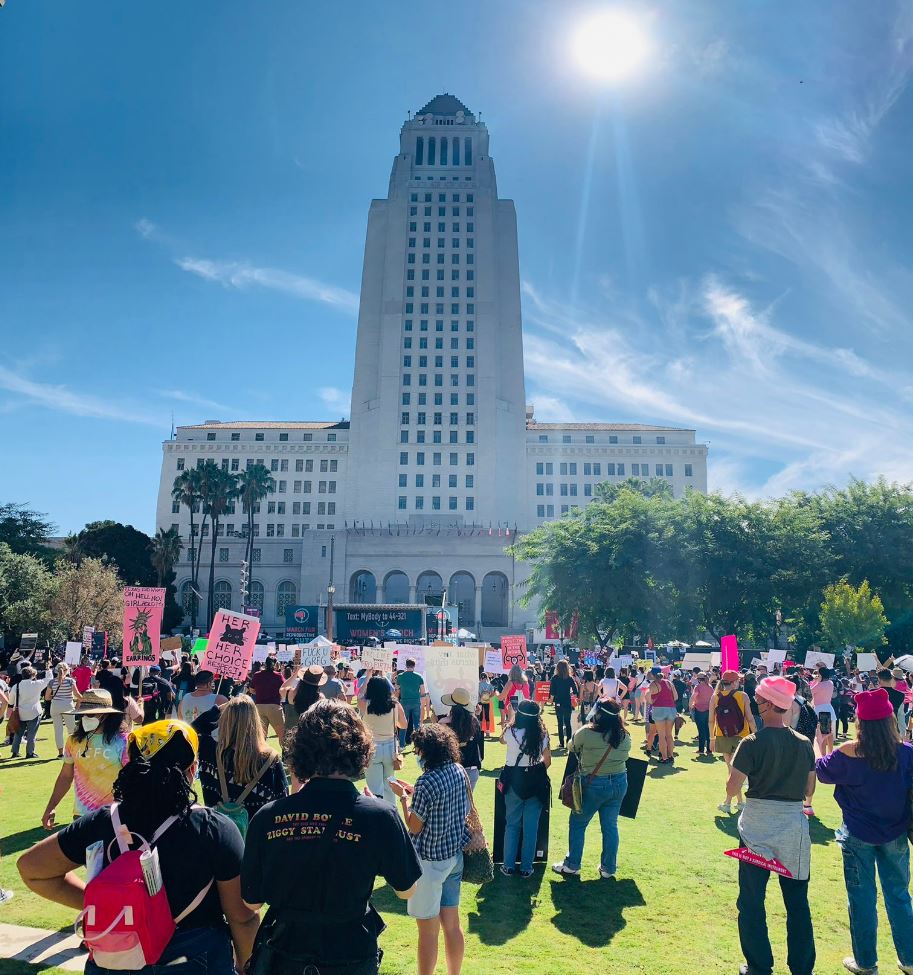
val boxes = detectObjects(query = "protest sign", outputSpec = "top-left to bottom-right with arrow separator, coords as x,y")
720,635 -> 739,673
724,848 -> 792,878
766,649 -> 786,669
534,682 -> 550,703
484,649 -> 507,675
361,645 -> 394,673
276,648 -> 295,663
64,641 -> 82,665
424,646 -> 479,716
501,635 -> 528,670
190,638 -> 207,656
300,644 -> 336,668
122,587 -> 166,666
82,626 -> 94,653
252,645 -> 269,664
285,605 -> 319,642
855,652 -> 878,672
160,636 -> 183,653
19,634 -> 38,654
804,650 -> 835,670
202,609 -> 261,681
751,657 -> 764,668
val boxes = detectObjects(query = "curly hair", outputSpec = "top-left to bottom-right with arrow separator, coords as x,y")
286,699 -> 373,782
114,732 -> 197,835
412,722 -> 460,769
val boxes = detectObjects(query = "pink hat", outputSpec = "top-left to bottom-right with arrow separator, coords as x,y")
854,688 -> 894,722
755,676 -> 796,710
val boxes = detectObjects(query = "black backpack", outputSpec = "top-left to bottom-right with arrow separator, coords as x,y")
794,697 -> 818,741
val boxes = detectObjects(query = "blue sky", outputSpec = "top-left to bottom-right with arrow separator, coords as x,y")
2,1 -> 912,534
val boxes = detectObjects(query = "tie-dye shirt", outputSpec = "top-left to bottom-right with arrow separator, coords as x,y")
64,732 -> 129,817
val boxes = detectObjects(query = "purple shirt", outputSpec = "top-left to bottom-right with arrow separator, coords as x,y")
816,742 -> 913,844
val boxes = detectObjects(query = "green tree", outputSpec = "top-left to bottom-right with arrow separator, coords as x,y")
172,468 -> 203,626
819,578 -> 888,652
594,477 -> 674,503
0,542 -> 57,642
48,557 -> 123,643
237,463 -> 275,599
69,521 -> 155,587
151,527 -> 182,587
0,502 -> 56,560
199,466 -> 240,622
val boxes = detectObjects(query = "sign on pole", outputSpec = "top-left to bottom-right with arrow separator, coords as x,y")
361,645 -> 394,673
501,635 -> 528,671
122,587 -> 166,666
720,635 -> 739,673
82,626 -> 95,653
202,609 -> 261,681
64,641 -> 82,665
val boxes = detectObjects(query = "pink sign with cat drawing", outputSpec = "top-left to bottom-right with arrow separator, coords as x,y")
202,609 -> 261,681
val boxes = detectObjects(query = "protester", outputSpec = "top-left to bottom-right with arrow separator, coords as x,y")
499,700 -> 551,878
45,662 -> 80,758
878,668 -> 907,736
440,687 -> 484,790
725,676 -> 816,975
71,657 -> 93,695
9,666 -> 50,759
554,699 -> 631,878
710,670 -> 756,812
249,657 -> 285,743
359,676 -> 407,804
396,658 -> 428,748
291,664 -> 327,716
810,667 -> 836,756
598,666 -> 626,704
242,700 -> 420,975
93,659 -> 125,711
390,723 -> 469,975
816,688 -> 913,975
499,664 -> 530,729
549,660 -> 579,749
19,718 -> 259,973
689,672 -> 713,757
578,669 -> 598,724
646,667 -> 678,764
173,659 -> 195,710
321,664 -> 346,701
179,670 -> 229,727
41,690 -> 127,828
197,695 -> 288,821
477,669 -> 495,737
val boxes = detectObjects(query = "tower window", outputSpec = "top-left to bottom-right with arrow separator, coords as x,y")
428,137 -> 436,165
464,138 -> 472,165
415,136 -> 424,165
452,137 -> 460,165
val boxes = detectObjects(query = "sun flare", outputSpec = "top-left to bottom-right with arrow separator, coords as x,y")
571,9 -> 652,83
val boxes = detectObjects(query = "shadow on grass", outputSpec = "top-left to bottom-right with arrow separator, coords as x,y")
0,826 -> 48,857
647,764 -> 685,778
0,758 -> 58,769
465,866 -> 545,945
372,883 -> 411,917
713,814 -> 834,846
549,877 -> 645,946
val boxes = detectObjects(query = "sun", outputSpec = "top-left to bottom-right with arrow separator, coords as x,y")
571,8 -> 652,84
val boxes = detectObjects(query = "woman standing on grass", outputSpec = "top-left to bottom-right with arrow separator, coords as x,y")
549,660 -> 579,750
46,663 -> 81,758
359,676 -> 407,804
646,667 -> 677,764
499,664 -> 529,730
816,688 -> 913,975
578,670 -> 598,725
553,700 -> 631,879
440,688 -> 484,790
811,667 -> 837,756
710,670 -> 755,813
689,672 -> 713,757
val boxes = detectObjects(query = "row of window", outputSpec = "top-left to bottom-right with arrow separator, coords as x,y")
182,580 -> 297,618
176,456 -> 341,474
399,451 -> 475,466
401,412 -> 475,425
535,433 -> 672,445
404,337 -> 474,350
407,228 -> 474,240
413,136 -> 473,167
402,355 -> 476,369
533,462 -> 693,478
410,192 -> 474,203
199,432 -> 338,444
407,252 -> 475,267
407,238 -> 475,251
403,319 -> 475,332
401,373 -> 475,389
406,269 -> 474,282
399,474 -> 474,488
402,393 -> 475,406
398,496 -> 475,511
536,505 -> 580,518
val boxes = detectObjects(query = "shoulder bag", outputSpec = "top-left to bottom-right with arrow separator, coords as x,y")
561,740 -> 613,813
45,679 -> 61,703
6,684 -> 22,738
460,767 -> 493,884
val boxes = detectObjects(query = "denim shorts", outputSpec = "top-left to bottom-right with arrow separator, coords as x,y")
407,853 -> 463,920
651,706 -> 677,723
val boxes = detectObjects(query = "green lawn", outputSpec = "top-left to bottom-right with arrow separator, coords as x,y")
0,712 -> 901,974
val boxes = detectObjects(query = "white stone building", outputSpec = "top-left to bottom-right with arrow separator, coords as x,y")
156,94 -> 708,640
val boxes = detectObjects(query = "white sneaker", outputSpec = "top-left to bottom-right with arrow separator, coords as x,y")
842,958 -> 877,975
551,862 -> 580,876
717,802 -> 732,814
0,889 -> 14,906
736,801 -> 746,811
598,867 -> 615,879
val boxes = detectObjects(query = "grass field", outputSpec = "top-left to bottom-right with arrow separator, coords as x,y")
0,710 -> 902,975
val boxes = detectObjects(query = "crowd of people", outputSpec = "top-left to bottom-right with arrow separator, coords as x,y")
2,643 -> 913,975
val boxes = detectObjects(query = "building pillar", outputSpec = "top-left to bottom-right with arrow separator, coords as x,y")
475,585 -> 483,636
409,584 -> 417,604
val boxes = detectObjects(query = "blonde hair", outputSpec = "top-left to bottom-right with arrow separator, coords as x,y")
55,662 -> 68,679
217,694 -> 273,784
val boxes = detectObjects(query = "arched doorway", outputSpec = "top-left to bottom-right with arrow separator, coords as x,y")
349,570 -> 377,604
449,572 -> 476,628
383,570 -> 410,604
248,580 -> 264,616
213,580 -> 232,612
481,572 -> 509,627
179,580 -> 196,621
416,570 -> 443,606
277,581 -> 297,618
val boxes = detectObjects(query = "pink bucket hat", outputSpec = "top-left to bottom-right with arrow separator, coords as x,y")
755,676 -> 797,710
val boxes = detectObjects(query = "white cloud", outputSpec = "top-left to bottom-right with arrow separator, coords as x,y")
318,386 -> 350,417
527,395 -> 575,422
175,257 -> 359,314
135,218 -> 159,241
0,363 -> 161,426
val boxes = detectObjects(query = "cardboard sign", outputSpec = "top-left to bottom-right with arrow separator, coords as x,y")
82,626 -> 95,652
766,649 -> 786,669
750,657 -> 764,668
804,650 -> 835,670
534,681 -> 551,703
484,649 -> 507,675
122,587 -> 166,666
721,635 -> 739,673
202,609 -> 261,681
64,641 -> 82,665
501,635 -> 528,671
424,646 -> 479,716
855,652 -> 878,672
361,646 -> 394,673
160,636 -> 183,653
300,644 -> 335,668
252,645 -> 269,664
276,648 -> 295,663
724,847 -> 793,878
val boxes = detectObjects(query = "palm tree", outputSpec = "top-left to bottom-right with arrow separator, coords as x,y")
237,463 -> 275,601
201,467 -> 240,623
171,468 -> 203,625
151,526 -> 183,587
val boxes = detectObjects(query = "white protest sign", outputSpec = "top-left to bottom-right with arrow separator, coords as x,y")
766,649 -> 786,669
855,652 -> 879,672
65,641 -> 82,665
299,645 -> 334,668
617,654 -> 633,668
804,650 -> 835,670
276,648 -> 295,663
484,649 -> 507,675
361,646 -> 394,673
424,646 -> 479,716
252,645 -> 269,664
751,657 -> 764,668
266,642 -> 276,653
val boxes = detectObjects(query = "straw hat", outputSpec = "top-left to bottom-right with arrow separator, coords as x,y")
442,687 -> 471,708
64,689 -> 122,716
300,664 -> 328,687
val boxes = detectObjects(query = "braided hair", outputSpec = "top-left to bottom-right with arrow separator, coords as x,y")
113,732 -> 197,836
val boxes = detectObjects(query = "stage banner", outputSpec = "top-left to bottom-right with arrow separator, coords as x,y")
285,605 -> 319,642
123,587 -> 166,666
334,607 -> 424,643
202,609 -> 261,681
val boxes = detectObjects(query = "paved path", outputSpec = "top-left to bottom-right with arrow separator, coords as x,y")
0,921 -> 87,971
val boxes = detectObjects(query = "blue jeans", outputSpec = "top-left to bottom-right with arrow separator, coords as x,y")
86,926 -> 234,975
503,788 -> 543,872
693,709 -> 710,752
837,826 -> 913,970
400,702 -> 422,748
365,738 -> 397,805
12,715 -> 41,757
564,771 -> 627,873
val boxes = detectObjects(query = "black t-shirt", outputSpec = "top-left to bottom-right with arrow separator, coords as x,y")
198,741 -> 290,814
95,668 -> 125,710
242,778 -> 422,963
549,675 -> 578,707
58,806 -> 243,930
885,686 -> 906,713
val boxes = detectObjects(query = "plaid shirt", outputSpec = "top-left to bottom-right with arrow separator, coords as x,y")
410,762 -> 469,861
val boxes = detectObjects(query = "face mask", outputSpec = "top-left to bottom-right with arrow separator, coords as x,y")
81,716 -> 100,733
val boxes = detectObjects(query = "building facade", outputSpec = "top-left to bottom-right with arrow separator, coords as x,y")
155,94 -> 708,639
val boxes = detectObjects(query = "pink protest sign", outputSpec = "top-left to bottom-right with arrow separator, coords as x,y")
501,635 -> 528,671
202,609 -> 261,681
724,847 -> 793,878
122,587 -> 166,666
721,634 -> 739,673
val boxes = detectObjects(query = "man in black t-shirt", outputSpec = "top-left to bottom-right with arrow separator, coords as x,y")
94,659 -> 125,710
878,669 -> 907,734
242,701 -> 421,975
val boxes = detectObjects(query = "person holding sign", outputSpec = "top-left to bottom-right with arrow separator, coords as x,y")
711,671 -> 756,813
499,665 -> 530,731
179,671 -> 228,728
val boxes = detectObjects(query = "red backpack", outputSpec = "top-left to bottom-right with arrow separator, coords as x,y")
75,803 -> 212,971
715,692 -> 745,738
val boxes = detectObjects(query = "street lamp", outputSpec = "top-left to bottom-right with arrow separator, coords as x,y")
327,584 -> 336,641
